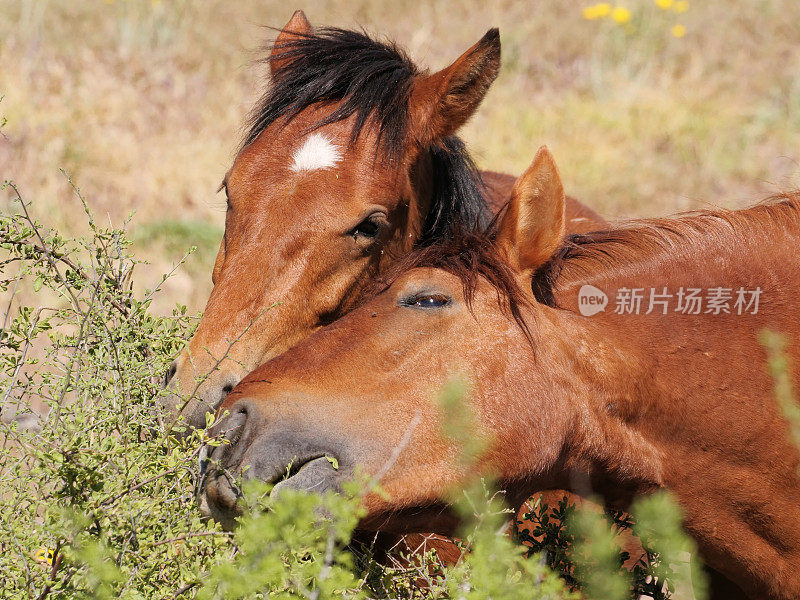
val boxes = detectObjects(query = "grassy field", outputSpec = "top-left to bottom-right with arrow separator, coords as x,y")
1,0 -> 798,314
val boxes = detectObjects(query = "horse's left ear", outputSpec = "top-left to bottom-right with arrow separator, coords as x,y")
270,10 -> 313,77
409,29 -> 501,146
497,147 -> 566,276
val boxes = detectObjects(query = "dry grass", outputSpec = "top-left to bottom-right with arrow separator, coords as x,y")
1,0 -> 798,313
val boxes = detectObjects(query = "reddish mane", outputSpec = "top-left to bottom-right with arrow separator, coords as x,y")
532,191 -> 800,305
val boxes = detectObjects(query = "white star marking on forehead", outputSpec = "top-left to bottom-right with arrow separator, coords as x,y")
290,133 -> 343,173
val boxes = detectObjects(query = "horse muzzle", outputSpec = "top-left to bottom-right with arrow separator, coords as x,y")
196,398 -> 351,529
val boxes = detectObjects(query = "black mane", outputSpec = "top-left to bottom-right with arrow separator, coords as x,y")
245,27 -> 417,157
423,137 -> 490,244
245,26 -> 490,246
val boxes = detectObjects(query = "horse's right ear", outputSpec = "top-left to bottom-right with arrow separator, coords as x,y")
497,147 -> 566,277
409,29 -> 501,147
270,10 -> 313,77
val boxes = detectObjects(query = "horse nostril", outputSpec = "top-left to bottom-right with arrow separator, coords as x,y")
163,360 -> 178,388
212,399 -> 253,449
210,379 -> 239,414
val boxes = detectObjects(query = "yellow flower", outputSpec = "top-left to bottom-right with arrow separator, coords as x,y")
655,0 -> 673,9
35,547 -> 54,565
674,0 -> 689,12
595,3 -> 612,17
583,3 -> 612,20
612,6 -> 632,23
671,23 -> 687,37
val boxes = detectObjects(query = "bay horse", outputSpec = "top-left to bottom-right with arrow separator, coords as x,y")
199,148 -> 800,599
161,11 -> 604,429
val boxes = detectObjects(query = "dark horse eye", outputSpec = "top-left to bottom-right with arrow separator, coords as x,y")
403,294 -> 451,309
353,218 -> 381,238
351,215 -> 383,240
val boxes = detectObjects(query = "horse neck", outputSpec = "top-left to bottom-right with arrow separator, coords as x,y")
529,213 -> 800,594
543,216 -> 800,475
551,211 -> 800,402
509,204 -> 800,491
497,304 -> 665,510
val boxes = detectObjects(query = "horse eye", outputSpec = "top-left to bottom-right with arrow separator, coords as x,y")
350,215 -> 385,240
403,294 -> 451,309
352,218 -> 380,238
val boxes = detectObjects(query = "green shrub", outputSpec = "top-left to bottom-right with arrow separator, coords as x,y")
0,179 -> 227,599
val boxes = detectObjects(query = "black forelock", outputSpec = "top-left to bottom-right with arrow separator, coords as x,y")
244,27 -> 418,158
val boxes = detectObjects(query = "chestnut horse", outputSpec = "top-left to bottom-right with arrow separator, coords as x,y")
162,11 -> 604,429
200,148 -> 800,599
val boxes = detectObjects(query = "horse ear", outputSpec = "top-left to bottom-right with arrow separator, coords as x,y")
270,10 -> 313,77
497,147 -> 566,275
409,28 -> 501,146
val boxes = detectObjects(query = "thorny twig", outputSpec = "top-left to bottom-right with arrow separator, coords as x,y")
4,182 -> 129,317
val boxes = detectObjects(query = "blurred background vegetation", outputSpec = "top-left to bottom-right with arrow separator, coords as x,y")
1,0 -> 799,313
